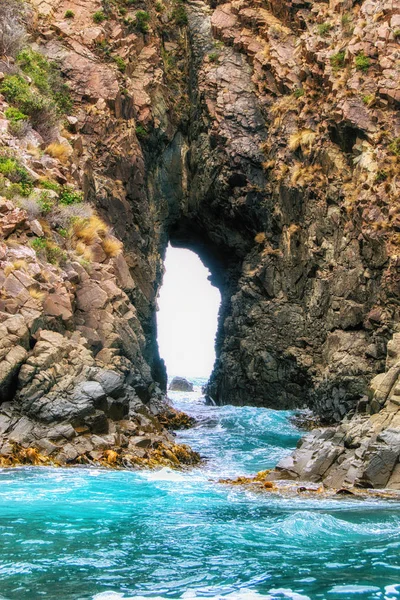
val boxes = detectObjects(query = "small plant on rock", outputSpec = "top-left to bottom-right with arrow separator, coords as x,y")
330,51 -> 345,71
75,241 -> 94,263
172,3 -> 188,26
64,10 -> 75,18
93,10 -> 106,23
135,10 -> 150,33
355,52 -> 370,72
31,237 -> 47,252
59,187 -> 83,205
375,170 -> 388,183
0,154 -> 33,192
135,124 -> 148,140
293,88 -> 304,99
208,52 -> 219,63
46,241 -> 66,265
114,56 -> 126,72
37,191 -> 54,214
39,179 -> 61,193
5,107 -> 28,122
362,94 -> 375,106
254,232 -> 266,244
389,138 -> 400,157
317,22 -> 332,36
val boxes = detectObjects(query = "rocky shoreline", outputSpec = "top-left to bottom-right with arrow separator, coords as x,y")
0,0 -> 399,486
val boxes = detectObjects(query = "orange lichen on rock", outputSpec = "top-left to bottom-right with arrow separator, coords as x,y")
158,408 -> 197,430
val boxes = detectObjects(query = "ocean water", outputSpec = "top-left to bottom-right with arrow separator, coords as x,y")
0,379 -> 399,600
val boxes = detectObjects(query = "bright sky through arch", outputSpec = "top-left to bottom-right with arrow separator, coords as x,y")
157,245 -> 221,378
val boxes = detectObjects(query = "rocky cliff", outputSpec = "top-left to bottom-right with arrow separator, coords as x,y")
0,0 -> 399,485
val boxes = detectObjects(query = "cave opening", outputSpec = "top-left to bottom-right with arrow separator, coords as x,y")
156,245 -> 221,384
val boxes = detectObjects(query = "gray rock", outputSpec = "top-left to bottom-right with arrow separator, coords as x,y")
94,370 -> 124,398
169,377 -> 194,392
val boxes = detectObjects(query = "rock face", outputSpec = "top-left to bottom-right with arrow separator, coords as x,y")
169,377 -> 194,392
268,333 -> 400,490
0,0 -> 399,484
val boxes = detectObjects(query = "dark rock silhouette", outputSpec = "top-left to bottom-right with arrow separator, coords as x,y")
169,377 -> 194,392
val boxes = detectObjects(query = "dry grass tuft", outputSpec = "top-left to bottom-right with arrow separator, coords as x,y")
45,142 -> 72,163
270,95 -> 298,117
288,129 -> 316,153
102,236 -> 123,258
72,215 -> 109,244
254,232 -> 266,244
75,241 -> 94,262
28,286 -> 46,303
4,259 -> 28,276
287,224 -> 300,236
262,160 -> 275,170
290,164 -> 324,187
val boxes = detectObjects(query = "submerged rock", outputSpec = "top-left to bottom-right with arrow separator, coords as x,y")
169,377 -> 194,392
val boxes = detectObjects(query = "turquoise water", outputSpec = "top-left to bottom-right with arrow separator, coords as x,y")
0,382 -> 400,600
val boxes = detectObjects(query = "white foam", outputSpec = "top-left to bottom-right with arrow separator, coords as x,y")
93,589 -> 310,600
328,585 -> 381,594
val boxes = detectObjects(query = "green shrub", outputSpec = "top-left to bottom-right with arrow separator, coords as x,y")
135,124 -> 148,140
3,182 -> 31,198
64,9 -> 75,18
293,88 -> 304,98
59,187 -> 83,205
93,10 -> 106,23
17,48 -> 73,114
8,119 -> 29,138
114,56 -> 126,72
341,13 -> 351,26
355,52 -> 370,72
317,22 -> 332,36
155,2 -> 164,12
0,155 -> 33,192
95,39 -> 112,56
136,10 -> 150,33
31,237 -> 47,251
46,242 -> 66,265
208,52 -> 219,63
0,67 -> 71,137
40,179 -> 61,192
30,237 -> 65,264
375,170 -> 387,183
37,191 -> 54,214
394,30 -> 400,38
330,51 -> 345,71
362,94 -> 374,106
389,138 -> 400,157
5,107 -> 27,122
172,3 -> 187,26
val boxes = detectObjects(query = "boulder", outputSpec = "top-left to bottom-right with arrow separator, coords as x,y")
168,377 -> 194,392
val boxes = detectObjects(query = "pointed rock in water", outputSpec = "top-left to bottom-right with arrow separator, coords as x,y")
169,377 -> 194,392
